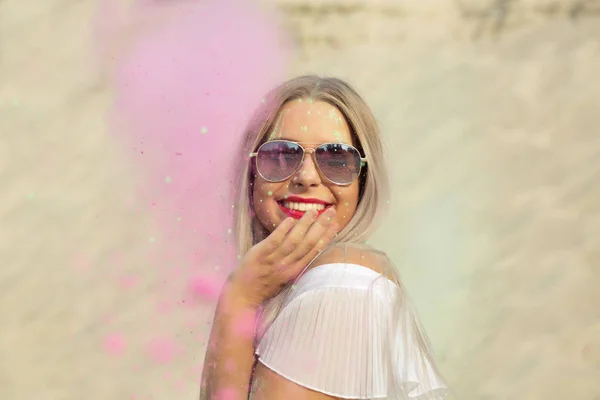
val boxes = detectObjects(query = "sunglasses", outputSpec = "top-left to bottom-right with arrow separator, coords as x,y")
249,140 -> 367,185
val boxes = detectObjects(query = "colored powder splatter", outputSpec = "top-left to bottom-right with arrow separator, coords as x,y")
103,332 -> 127,356
147,336 -> 179,364
120,274 -> 139,289
93,0 -> 291,299
91,0 -> 291,377
188,274 -> 224,302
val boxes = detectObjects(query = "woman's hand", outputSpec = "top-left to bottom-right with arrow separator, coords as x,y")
226,208 -> 338,308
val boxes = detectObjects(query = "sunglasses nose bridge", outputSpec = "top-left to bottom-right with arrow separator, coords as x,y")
303,147 -> 316,162
299,147 -> 313,166
294,147 -> 322,181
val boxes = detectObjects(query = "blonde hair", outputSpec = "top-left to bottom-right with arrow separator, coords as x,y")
231,75 -> 390,256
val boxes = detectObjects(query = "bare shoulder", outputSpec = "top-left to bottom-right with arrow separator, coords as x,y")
308,242 -> 395,280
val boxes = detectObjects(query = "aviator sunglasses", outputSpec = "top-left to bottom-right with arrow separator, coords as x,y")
250,140 -> 367,186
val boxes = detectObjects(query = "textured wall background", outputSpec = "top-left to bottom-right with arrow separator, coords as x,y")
1,0 -> 599,399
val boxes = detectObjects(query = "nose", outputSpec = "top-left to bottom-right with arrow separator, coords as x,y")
292,151 -> 321,187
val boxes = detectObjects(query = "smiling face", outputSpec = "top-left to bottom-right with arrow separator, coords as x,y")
252,98 -> 361,233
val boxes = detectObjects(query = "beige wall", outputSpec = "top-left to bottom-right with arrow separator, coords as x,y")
1,0 -> 599,399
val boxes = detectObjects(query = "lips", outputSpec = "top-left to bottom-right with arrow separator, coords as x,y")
277,196 -> 333,220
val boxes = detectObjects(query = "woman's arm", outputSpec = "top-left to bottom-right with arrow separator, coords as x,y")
200,284 -> 259,400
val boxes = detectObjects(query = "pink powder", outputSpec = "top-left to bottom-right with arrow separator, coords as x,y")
103,332 -> 127,356
188,274 -> 224,302
147,336 -> 179,364
96,0 -> 290,303
92,0 -> 290,370
120,274 -> 139,289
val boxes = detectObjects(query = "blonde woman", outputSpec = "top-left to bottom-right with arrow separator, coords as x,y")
200,75 -> 449,399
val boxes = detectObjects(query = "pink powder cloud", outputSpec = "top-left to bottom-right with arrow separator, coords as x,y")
188,274 -> 224,302
95,0 -> 290,308
103,332 -> 127,357
120,274 -> 139,289
92,0 -> 291,370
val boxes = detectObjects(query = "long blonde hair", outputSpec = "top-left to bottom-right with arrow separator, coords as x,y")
231,75 -> 390,256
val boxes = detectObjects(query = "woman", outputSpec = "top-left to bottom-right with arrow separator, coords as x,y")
200,75 -> 449,399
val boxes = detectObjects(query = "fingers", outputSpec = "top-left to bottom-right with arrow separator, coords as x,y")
261,209 -> 339,282
271,209 -> 320,259
261,217 -> 297,253
289,221 -> 338,277
282,208 -> 336,265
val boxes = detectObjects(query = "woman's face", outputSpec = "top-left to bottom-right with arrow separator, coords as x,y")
252,99 -> 361,233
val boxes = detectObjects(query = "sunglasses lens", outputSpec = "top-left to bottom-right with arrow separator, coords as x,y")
315,144 -> 362,184
256,141 -> 303,181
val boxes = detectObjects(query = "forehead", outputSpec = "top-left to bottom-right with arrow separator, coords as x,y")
270,99 -> 353,145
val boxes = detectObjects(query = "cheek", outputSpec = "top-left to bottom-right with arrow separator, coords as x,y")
252,179 -> 281,228
334,183 -> 360,224
336,202 -> 357,223
253,180 -> 277,208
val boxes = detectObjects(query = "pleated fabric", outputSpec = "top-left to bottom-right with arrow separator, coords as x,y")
253,244 -> 449,399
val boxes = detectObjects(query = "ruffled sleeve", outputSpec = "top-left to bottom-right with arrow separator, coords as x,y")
254,243 -> 449,399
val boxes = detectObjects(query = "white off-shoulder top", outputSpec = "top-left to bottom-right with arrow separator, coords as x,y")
253,261 -> 449,399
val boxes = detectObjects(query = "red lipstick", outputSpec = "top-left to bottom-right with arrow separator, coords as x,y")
277,196 -> 333,219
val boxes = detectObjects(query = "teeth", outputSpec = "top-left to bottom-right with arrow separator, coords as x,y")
282,201 -> 326,211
